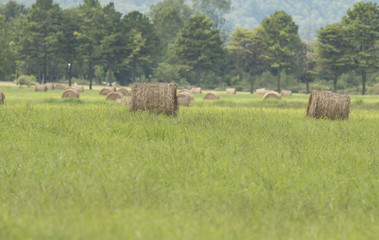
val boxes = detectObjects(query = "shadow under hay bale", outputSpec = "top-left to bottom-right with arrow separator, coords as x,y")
100,87 -> 115,95
178,92 -> 194,101
191,87 -> 202,94
106,92 -> 123,101
307,90 -> 350,120
117,88 -> 131,96
226,88 -> 236,94
0,90 -> 4,104
35,84 -> 47,92
177,93 -> 191,107
55,83 -> 66,90
281,90 -> 292,96
61,89 -> 79,99
45,83 -> 55,90
262,91 -> 281,100
203,92 -> 219,100
130,83 -> 178,116
256,88 -> 270,95
116,97 -> 131,106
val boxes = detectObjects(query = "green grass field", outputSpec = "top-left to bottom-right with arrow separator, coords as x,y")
0,84 -> 378,239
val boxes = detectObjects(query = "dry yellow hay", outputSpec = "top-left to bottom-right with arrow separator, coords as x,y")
256,88 -> 270,95
61,89 -> 79,99
100,87 -> 115,95
191,87 -> 202,94
262,91 -> 281,100
226,88 -> 236,94
281,90 -> 292,96
177,93 -> 191,107
73,85 -> 84,92
0,90 -> 5,104
45,83 -> 55,90
55,83 -> 66,90
116,97 -> 131,106
35,84 -> 47,92
179,89 -> 192,94
117,88 -> 131,96
130,83 -> 178,116
178,92 -> 194,101
106,92 -> 123,101
203,92 -> 219,100
307,90 -> 350,120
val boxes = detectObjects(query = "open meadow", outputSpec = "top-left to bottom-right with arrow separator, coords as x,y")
0,83 -> 378,239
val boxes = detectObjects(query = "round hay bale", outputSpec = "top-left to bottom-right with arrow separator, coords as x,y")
178,92 -> 194,101
61,89 -> 79,99
45,83 -> 55,90
117,88 -> 131,96
116,97 -> 131,106
226,88 -> 236,94
262,91 -> 281,100
100,87 -> 115,95
73,85 -> 84,92
179,89 -> 192,94
191,87 -> 202,94
130,83 -> 178,116
0,90 -> 5,104
177,93 -> 191,107
281,90 -> 292,96
35,84 -> 47,92
203,92 -> 219,100
55,83 -> 66,90
256,88 -> 270,95
106,92 -> 123,101
307,90 -> 350,120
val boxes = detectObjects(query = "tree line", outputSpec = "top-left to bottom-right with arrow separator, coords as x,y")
0,0 -> 378,94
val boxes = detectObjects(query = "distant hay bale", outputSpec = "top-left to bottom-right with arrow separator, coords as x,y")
226,88 -> 236,94
281,90 -> 292,96
100,87 -> 115,95
178,92 -> 194,101
262,91 -> 281,100
61,89 -> 79,99
35,84 -> 47,92
73,85 -> 84,92
117,88 -> 131,96
55,83 -> 66,90
177,93 -> 191,107
130,83 -> 178,116
191,87 -> 202,94
45,83 -> 55,90
203,92 -> 219,100
106,92 -> 123,101
307,90 -> 350,120
256,88 -> 270,95
0,90 -> 4,104
116,97 -> 131,106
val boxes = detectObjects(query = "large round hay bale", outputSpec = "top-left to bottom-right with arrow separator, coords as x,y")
203,92 -> 219,100
55,83 -> 66,90
307,90 -> 350,120
256,88 -> 269,95
178,92 -> 194,101
177,93 -> 191,107
191,87 -> 202,94
116,97 -> 131,106
262,91 -> 281,100
130,83 -> 178,116
73,85 -> 84,92
45,83 -> 55,90
281,90 -> 292,96
61,89 -> 79,99
226,88 -> 236,94
117,88 -> 131,96
0,90 -> 5,104
100,87 -> 115,95
106,92 -> 123,101
35,84 -> 47,92
179,89 -> 192,94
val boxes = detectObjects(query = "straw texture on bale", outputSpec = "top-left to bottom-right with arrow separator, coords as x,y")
191,87 -> 202,94
73,85 -> 84,92
117,88 -> 131,96
45,83 -> 55,90
35,84 -> 47,92
226,88 -> 236,94
178,92 -> 194,101
61,89 -> 79,99
130,83 -> 178,116
203,92 -> 219,100
307,90 -> 350,120
179,89 -> 192,94
55,83 -> 66,89
116,97 -> 131,106
177,93 -> 191,107
106,92 -> 123,101
256,88 -> 270,95
281,90 -> 292,96
100,87 -> 115,95
0,90 -> 4,104
262,91 -> 281,100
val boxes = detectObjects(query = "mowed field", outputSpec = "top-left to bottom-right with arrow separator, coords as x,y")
0,83 -> 378,239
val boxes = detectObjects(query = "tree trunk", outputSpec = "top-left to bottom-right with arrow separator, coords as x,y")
132,58 -> 136,83
249,66 -> 255,94
196,62 -> 201,87
108,57 -> 112,86
36,40 -> 41,84
88,60 -> 93,90
333,72 -> 337,93
361,70 -> 366,95
68,64 -> 71,87
277,66 -> 281,93
305,72 -> 309,94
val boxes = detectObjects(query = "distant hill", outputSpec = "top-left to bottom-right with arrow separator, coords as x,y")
1,0 -> 377,39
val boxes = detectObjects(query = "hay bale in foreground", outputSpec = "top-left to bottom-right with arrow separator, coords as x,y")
106,92 -> 123,101
100,87 -> 115,95
35,84 -> 47,92
203,92 -> 219,100
117,88 -> 131,96
226,88 -> 236,94
281,90 -> 292,96
262,91 -> 281,100
61,89 -> 79,99
177,93 -> 191,107
45,83 -> 55,90
307,90 -> 350,120
55,83 -> 66,90
191,87 -> 202,94
256,88 -> 269,95
0,90 -> 5,104
116,97 -> 131,106
130,83 -> 178,116
178,92 -> 194,101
